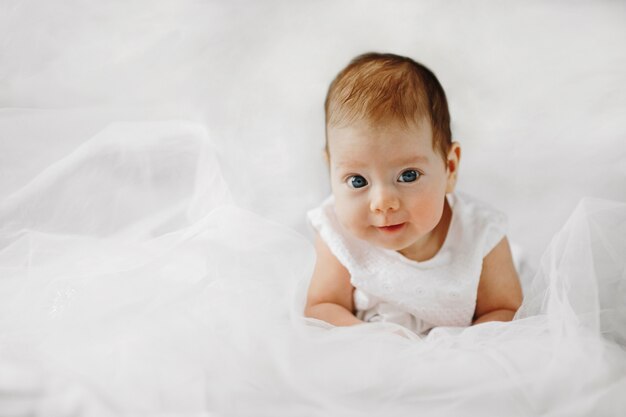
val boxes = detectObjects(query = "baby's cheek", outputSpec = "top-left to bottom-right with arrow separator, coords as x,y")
427,200 -> 446,227
348,220 -> 368,240
410,198 -> 443,228
335,200 -> 366,237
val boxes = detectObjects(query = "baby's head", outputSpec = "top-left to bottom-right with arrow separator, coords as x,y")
323,52 -> 461,259
324,52 -> 453,164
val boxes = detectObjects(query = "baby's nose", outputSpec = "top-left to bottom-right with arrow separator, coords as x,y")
369,187 -> 400,213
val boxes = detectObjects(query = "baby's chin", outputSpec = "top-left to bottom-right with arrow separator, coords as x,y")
370,238 -> 409,252
351,227 -> 412,252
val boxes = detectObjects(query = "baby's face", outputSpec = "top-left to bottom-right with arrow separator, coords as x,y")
327,118 -> 457,259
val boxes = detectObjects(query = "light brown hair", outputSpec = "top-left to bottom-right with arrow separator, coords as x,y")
324,52 -> 452,162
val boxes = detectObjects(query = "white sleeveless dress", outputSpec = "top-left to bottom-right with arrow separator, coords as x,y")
307,191 -> 507,335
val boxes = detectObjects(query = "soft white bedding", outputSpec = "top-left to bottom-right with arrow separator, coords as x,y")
1,1 -> 625,416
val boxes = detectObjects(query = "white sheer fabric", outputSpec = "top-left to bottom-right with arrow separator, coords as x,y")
0,121 -> 625,416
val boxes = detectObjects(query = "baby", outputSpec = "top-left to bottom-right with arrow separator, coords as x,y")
304,52 -> 523,335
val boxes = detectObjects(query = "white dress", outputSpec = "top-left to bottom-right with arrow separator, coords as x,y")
307,192 -> 507,335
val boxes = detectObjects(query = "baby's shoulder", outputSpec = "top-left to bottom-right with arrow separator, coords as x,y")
452,191 -> 507,227
451,191 -> 508,257
307,195 -> 338,235
306,195 -> 371,271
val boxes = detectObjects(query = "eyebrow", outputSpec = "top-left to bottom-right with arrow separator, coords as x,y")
393,155 -> 430,165
335,155 -> 429,170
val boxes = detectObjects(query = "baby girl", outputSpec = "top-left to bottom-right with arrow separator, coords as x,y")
304,52 -> 523,335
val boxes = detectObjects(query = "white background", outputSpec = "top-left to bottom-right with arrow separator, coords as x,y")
1,0 -> 625,266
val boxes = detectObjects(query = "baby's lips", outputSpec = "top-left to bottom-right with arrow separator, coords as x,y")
377,222 -> 406,232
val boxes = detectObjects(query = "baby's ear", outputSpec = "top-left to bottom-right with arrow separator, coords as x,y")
322,149 -> 330,165
446,142 -> 461,192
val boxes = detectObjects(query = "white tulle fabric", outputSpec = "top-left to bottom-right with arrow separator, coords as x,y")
1,121 -> 625,416
307,193 -> 507,335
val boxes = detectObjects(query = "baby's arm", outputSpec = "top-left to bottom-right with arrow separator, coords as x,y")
472,237 -> 523,325
304,233 -> 364,326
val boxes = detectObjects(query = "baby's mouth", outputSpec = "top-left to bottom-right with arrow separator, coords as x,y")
377,223 -> 406,233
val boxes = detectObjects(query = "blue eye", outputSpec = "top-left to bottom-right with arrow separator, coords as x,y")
348,175 -> 368,189
398,170 -> 420,183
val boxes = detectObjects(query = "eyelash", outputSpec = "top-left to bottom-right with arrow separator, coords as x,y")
345,169 -> 422,189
